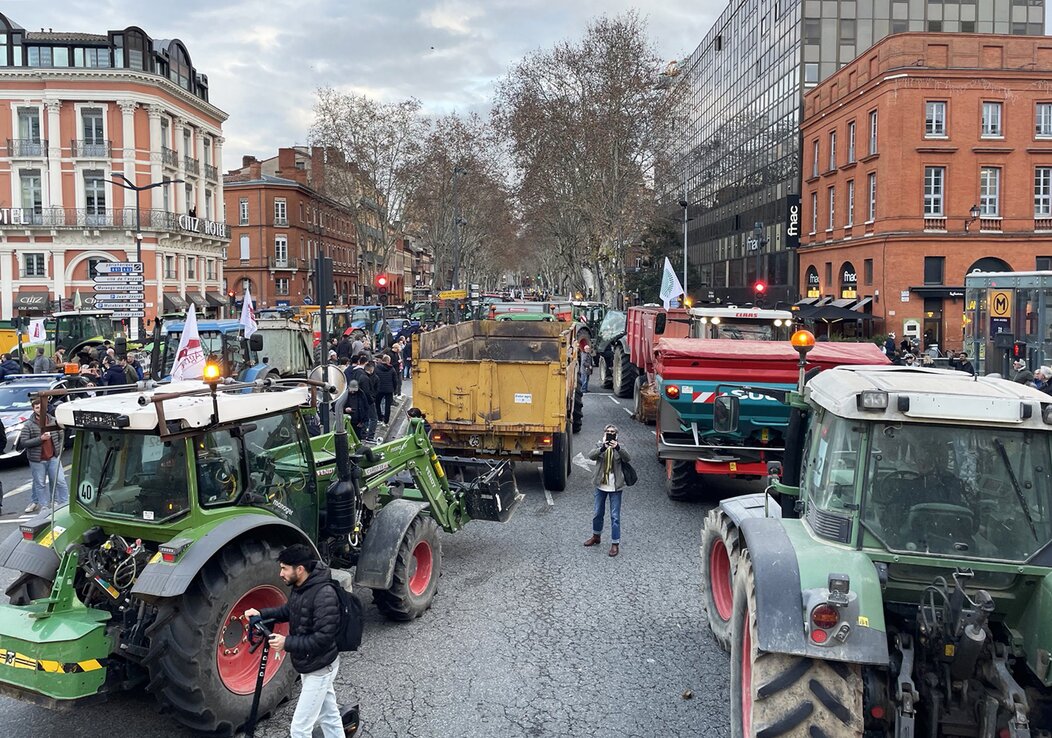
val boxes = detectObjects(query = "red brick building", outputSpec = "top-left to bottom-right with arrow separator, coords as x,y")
799,33 -> 1052,352
224,148 -> 359,308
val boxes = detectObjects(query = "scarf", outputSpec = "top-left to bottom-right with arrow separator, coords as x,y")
603,446 -> 614,482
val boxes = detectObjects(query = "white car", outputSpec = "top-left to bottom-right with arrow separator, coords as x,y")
0,375 -> 73,460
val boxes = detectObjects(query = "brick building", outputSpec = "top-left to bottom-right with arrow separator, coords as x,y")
799,32 -> 1052,352
224,147 -> 359,308
0,13 -> 229,331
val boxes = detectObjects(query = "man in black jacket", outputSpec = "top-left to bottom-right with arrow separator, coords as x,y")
246,544 -> 344,738
374,356 -> 397,424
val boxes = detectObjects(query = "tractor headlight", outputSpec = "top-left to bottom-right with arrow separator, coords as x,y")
856,390 -> 889,410
1042,404 -> 1052,425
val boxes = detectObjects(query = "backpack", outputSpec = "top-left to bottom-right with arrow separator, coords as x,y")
327,581 -> 364,652
621,459 -> 638,487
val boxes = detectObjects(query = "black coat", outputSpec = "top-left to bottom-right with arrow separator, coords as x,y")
260,565 -> 340,674
0,359 -> 20,380
374,363 -> 397,394
352,367 -> 379,400
345,389 -> 372,428
101,364 -> 128,387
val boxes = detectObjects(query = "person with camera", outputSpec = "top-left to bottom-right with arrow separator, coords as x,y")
584,424 -> 631,557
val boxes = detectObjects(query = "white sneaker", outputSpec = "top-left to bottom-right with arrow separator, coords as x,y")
24,503 -> 39,514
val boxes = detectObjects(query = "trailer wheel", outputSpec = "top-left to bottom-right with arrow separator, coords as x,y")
572,387 -> 584,434
542,429 -> 569,491
612,345 -> 636,398
700,509 -> 740,652
599,354 -> 612,388
144,538 -> 296,736
373,514 -> 442,621
730,551 -> 864,738
665,459 -> 698,501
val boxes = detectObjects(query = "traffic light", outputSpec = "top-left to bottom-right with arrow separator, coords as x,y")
753,281 -> 766,295
376,274 -> 389,306
1013,341 -> 1027,359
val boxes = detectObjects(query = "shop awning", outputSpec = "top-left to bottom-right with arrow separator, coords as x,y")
206,291 -> 227,307
909,286 -> 966,299
794,298 -> 819,307
831,298 -> 856,309
187,292 -> 209,309
852,298 -> 873,312
163,293 -> 188,312
794,304 -> 876,322
14,290 -> 50,311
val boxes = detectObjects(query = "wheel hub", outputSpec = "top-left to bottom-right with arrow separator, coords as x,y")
216,585 -> 289,695
408,540 -> 433,597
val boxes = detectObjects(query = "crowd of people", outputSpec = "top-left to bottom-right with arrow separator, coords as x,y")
0,342 -> 147,388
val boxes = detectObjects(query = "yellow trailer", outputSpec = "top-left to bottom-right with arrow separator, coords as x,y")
412,320 -> 583,490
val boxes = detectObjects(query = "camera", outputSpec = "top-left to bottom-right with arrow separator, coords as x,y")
604,431 -> 616,443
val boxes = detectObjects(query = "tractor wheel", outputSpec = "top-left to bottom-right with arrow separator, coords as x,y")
700,509 -> 740,652
144,538 -> 296,736
730,551 -> 864,738
373,514 -> 442,621
612,345 -> 636,398
572,387 -> 584,434
6,573 -> 52,606
665,459 -> 699,501
598,354 -> 613,388
542,429 -> 570,491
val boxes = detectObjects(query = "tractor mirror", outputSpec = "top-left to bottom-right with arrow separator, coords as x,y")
654,314 -> 667,335
713,395 -> 739,433
249,333 -> 264,351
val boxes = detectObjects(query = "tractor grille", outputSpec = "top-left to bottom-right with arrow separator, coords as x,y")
806,505 -> 852,544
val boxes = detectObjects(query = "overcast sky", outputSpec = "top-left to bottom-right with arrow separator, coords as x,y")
6,0 -> 720,171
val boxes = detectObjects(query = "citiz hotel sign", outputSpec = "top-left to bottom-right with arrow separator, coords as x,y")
178,214 -> 227,238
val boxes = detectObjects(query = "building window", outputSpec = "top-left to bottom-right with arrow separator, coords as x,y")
867,173 -> 877,222
804,63 -> 819,85
19,169 -> 42,223
1038,257 -> 1052,270
81,107 -> 105,154
827,187 -> 836,230
17,107 -> 41,154
164,255 -> 176,279
846,180 -> 855,226
299,202 -> 305,222
811,140 -> 819,178
847,121 -> 856,163
187,256 -> 196,280
206,259 -> 216,280
824,262 -> 832,287
980,167 -> 1001,216
185,183 -> 194,215
982,102 -> 1003,137
868,110 -> 878,155
925,101 -> 947,137
84,169 -> 107,225
204,191 -> 213,220
274,198 -> 288,226
23,253 -> 45,278
924,256 -> 945,286
160,116 -> 170,147
1037,168 -> 1052,217
239,198 -> 249,225
810,191 -> 818,234
1037,103 -> 1052,137
828,131 -> 837,171
274,235 -> 288,266
26,46 -> 53,67
924,167 -> 945,216
239,234 -> 250,261
276,278 -> 290,295
863,259 -> 873,286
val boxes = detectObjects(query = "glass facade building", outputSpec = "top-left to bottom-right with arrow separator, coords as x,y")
667,0 -> 1046,306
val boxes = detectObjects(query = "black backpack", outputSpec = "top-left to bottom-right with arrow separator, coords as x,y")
326,581 -> 364,652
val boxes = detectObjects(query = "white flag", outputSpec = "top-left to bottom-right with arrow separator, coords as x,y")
239,287 -> 258,339
659,257 -> 685,309
27,319 -> 46,342
172,303 -> 205,381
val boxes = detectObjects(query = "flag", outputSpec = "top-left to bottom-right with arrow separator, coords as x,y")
73,290 -> 82,311
659,257 -> 685,309
172,303 -> 205,381
239,286 -> 258,339
27,319 -> 46,342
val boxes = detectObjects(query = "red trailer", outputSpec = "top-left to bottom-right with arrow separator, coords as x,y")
612,305 -> 690,409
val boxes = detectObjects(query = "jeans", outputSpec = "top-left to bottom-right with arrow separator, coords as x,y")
365,405 -> 378,440
31,457 -> 68,508
290,655 -> 343,738
592,488 -> 622,543
377,393 -> 394,423
580,370 -> 590,392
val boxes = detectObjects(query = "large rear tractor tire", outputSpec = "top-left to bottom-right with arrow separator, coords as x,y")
665,459 -> 699,501
373,514 -> 442,621
542,429 -> 570,491
612,345 -> 636,398
572,387 -> 584,434
730,551 -> 864,738
145,538 -> 296,736
599,354 -> 613,388
700,509 -> 740,652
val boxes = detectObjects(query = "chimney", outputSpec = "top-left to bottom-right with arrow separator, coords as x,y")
277,147 -> 296,174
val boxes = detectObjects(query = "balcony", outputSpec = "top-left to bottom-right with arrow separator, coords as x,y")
7,139 -> 47,157
161,146 -> 179,168
274,217 -> 288,227
71,139 -> 112,158
0,207 -> 228,240
268,257 -> 305,270
1036,217 -> 1052,231
204,163 -> 218,181
923,217 -> 947,231
979,217 -> 1002,232
184,155 -> 200,175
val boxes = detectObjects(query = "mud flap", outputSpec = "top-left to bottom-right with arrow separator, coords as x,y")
354,500 -> 429,591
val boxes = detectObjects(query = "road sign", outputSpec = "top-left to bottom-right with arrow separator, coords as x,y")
110,310 -> 146,318
95,262 -> 143,274
93,284 -> 144,293
93,292 -> 145,301
439,289 -> 467,300
989,289 -> 1013,319
93,274 -> 144,284
95,301 -> 145,310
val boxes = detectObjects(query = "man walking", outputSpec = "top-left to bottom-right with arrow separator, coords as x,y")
374,356 -> 397,424
31,347 -> 54,374
245,544 -> 344,738
17,396 -> 67,513
578,344 -> 594,393
584,424 -> 630,557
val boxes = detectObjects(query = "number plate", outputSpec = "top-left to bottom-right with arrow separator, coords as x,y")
72,410 -> 128,429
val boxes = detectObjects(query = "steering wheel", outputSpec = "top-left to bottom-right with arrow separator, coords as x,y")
870,470 -> 922,524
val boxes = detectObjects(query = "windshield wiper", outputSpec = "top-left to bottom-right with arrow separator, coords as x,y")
993,439 -> 1039,540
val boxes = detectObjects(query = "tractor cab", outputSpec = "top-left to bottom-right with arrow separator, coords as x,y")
158,320 -> 263,380
52,310 -> 120,356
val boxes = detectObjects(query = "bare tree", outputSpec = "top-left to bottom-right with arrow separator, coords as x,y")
308,89 -> 428,283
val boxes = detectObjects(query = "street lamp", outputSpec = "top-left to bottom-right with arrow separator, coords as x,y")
964,203 -> 981,233
106,173 -> 184,339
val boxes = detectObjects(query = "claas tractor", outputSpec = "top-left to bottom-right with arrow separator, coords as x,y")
701,331 -> 1052,737
0,370 -> 518,734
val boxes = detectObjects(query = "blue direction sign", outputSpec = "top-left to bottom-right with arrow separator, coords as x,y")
95,301 -> 145,310
95,262 -> 144,275
94,293 -> 145,301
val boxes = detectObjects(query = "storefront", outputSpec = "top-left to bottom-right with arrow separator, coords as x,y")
839,262 -> 857,300
14,290 -> 51,316
162,293 -> 188,315
805,266 -> 821,298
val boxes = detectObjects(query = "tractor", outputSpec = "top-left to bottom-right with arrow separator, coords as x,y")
0,369 -> 518,734
700,331 -> 1052,737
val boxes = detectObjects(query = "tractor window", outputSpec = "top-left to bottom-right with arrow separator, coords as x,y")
804,412 -> 861,513
76,432 -> 189,522
195,429 -> 243,507
242,411 -> 312,515
863,423 -> 1052,562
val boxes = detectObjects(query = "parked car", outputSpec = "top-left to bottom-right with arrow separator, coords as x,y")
0,374 -> 79,460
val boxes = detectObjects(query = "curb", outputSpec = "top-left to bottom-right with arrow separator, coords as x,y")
376,380 -> 413,442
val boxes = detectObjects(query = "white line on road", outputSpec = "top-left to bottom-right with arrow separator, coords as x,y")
608,396 -> 620,405
544,489 -> 554,507
3,465 -> 70,499
623,407 -> 633,416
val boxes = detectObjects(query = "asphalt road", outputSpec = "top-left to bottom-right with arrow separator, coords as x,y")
0,383 -> 755,737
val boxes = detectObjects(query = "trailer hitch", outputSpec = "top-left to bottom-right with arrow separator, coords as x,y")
894,633 -> 920,738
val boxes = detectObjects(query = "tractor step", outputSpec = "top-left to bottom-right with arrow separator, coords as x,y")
443,457 -> 521,523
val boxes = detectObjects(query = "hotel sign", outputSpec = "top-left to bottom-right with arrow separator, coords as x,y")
0,208 -> 33,226
178,214 -> 228,239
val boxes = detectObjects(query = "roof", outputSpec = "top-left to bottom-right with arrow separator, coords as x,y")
807,366 -> 1052,428
24,31 -> 108,43
54,381 -> 310,432
223,173 -> 303,187
654,339 -> 889,367
688,306 -> 793,320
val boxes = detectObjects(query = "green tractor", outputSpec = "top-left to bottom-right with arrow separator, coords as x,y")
0,372 -> 517,734
701,336 -> 1052,737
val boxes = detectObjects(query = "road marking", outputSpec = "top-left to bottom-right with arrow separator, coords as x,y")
544,489 -> 554,507
4,465 -> 71,499
623,407 -> 633,416
652,430 -> 657,436
608,396 -> 621,405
